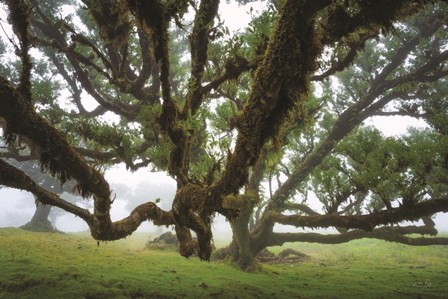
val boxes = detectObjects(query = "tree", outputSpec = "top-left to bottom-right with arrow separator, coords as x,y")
16,161 -> 79,232
0,0 -> 447,270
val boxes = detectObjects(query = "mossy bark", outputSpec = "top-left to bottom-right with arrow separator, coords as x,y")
229,206 -> 257,270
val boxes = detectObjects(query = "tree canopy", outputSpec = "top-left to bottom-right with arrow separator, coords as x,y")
1,0 -> 448,269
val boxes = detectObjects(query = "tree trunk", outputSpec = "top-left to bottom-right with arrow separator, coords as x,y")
219,215 -> 274,271
21,199 -> 55,232
227,197 -> 264,271
230,217 -> 257,270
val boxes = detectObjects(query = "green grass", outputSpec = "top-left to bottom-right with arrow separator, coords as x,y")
0,228 -> 447,298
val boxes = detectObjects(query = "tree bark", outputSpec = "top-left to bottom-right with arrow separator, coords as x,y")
229,203 -> 258,270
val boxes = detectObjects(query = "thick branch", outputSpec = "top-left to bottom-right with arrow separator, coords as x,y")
215,0 -> 331,195
0,158 -> 93,223
270,198 -> 448,231
126,0 -> 189,184
5,0 -> 33,102
0,157 -> 174,241
0,76 -> 111,199
268,226 -> 448,247
322,0 -> 427,44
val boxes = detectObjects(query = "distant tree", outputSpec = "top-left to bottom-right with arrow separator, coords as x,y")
17,161 -> 78,232
1,0 -> 448,270
0,143 -> 85,231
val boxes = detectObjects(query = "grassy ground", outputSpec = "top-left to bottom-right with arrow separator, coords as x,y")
0,228 -> 447,298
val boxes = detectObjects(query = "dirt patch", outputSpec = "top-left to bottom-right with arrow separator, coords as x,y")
256,248 -> 311,265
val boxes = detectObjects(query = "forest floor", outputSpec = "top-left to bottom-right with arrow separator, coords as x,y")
0,227 -> 447,298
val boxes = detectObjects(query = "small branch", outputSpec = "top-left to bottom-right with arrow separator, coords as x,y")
283,202 -> 321,216
201,56 -> 261,96
312,34 -> 370,81
373,111 -> 429,119
31,20 -> 140,120
130,29 -> 153,93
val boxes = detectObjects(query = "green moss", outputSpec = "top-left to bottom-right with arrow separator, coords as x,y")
1,228 -> 447,298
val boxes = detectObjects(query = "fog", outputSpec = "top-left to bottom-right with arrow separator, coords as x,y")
0,99 -> 446,235
1,160 -> 447,235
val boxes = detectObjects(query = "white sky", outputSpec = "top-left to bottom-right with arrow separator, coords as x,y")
367,116 -> 429,137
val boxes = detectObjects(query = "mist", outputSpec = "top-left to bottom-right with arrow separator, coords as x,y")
1,163 -> 447,234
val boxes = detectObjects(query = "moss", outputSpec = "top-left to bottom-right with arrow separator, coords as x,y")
1,76 -> 110,199
322,0 -> 427,44
85,0 -> 131,47
172,184 -> 214,260
216,1 -> 325,196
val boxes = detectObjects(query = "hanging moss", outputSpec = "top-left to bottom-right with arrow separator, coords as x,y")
215,1 -> 324,196
1,77 -> 111,199
84,0 -> 131,47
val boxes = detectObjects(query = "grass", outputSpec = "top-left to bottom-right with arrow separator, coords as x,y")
0,228 -> 447,298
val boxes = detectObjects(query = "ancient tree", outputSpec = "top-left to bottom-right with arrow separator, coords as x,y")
1,0 -> 448,269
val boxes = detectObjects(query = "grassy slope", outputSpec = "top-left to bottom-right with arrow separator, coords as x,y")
0,228 -> 447,298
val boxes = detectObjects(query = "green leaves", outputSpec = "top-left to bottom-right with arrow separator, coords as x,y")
310,124 -> 448,214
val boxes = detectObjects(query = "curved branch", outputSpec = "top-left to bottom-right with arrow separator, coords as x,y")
268,226 -> 448,247
0,76 -> 110,199
0,157 -> 175,241
0,158 -> 93,223
270,198 -> 448,231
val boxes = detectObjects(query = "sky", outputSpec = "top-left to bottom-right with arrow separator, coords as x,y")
0,1 -> 447,234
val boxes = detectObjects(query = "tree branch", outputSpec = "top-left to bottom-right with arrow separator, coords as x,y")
215,0 -> 331,195
31,17 -> 140,120
0,158 -> 93,223
0,157 -> 175,241
268,226 -> 448,247
0,76 -> 111,199
270,198 -> 448,231
181,0 -> 220,116
312,33 -> 371,81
